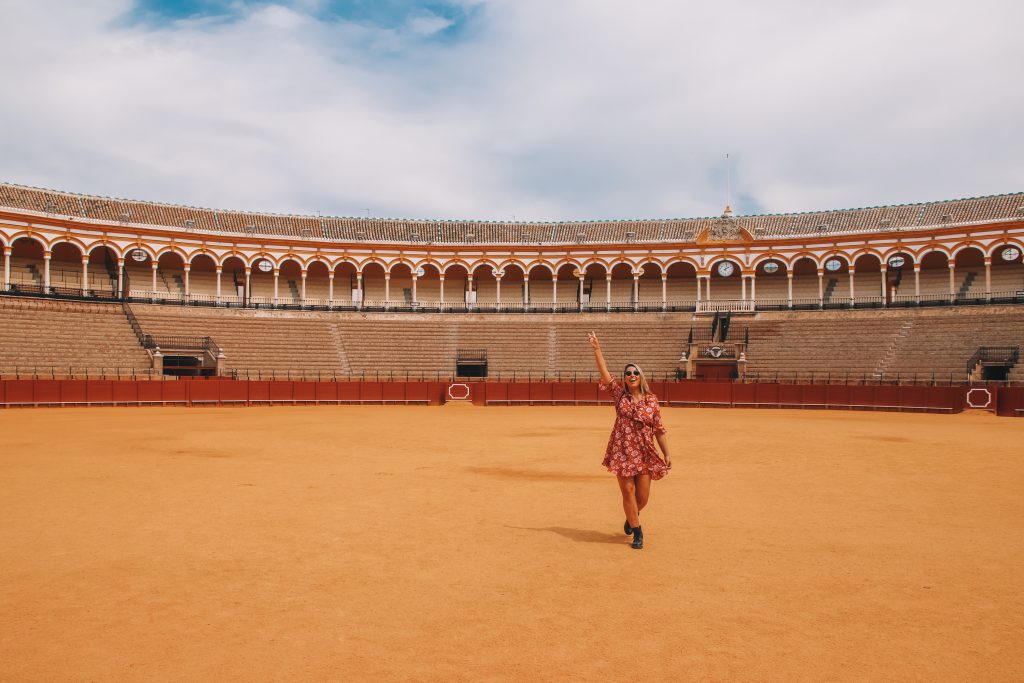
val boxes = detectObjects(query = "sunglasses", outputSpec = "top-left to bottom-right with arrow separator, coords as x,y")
624,370 -> 640,377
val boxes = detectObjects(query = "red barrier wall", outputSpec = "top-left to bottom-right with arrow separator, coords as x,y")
473,380 -> 974,414
0,380 -> 1013,415
995,387 -> 1024,417
0,380 -> 448,407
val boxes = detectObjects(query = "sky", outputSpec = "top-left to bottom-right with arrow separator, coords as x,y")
0,0 -> 1022,221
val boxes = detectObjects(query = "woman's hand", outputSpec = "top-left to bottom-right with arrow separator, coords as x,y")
587,331 -> 600,350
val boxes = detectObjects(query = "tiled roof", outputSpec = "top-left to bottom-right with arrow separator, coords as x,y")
1,182 -> 1021,244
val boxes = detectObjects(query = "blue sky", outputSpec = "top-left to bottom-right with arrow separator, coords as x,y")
125,0 -> 477,39
0,0 -> 1022,221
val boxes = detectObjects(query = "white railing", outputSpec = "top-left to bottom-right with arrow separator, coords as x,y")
697,299 -> 756,313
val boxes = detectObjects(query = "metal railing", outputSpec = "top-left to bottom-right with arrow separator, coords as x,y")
1,365 -> 1020,386
5,284 -> 1024,314
967,346 -> 1020,373
121,300 -> 153,349
0,367 -> 163,380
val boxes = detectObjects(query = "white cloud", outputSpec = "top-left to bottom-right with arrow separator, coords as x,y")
406,12 -> 455,37
0,0 -> 1021,221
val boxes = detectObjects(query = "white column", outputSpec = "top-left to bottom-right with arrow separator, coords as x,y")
879,266 -> 887,306
116,258 -> 124,296
750,273 -> 756,305
632,275 -> 639,305
215,266 -> 222,302
151,262 -> 158,292
3,246 -> 10,289
578,274 -> 584,306
817,270 -> 824,307
300,270 -> 307,303
467,275 -> 474,306
552,276 -> 558,304
948,263 -> 955,300
661,274 -> 667,308
328,272 -> 335,306
696,276 -> 702,302
706,275 -> 711,300
273,268 -> 279,304
356,272 -> 363,307
524,278 -> 530,307
245,267 -> 251,304
914,265 -> 921,303
984,258 -> 992,298
43,252 -> 51,289
439,274 -> 445,307
606,274 -> 612,305
495,272 -> 502,306
183,264 -> 190,297
411,273 -> 418,303
848,271 -> 855,303
81,257 -> 89,295
787,272 -> 793,308
384,273 -> 391,305
741,275 -> 747,301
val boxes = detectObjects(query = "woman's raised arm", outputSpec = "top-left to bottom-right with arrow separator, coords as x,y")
588,332 -> 613,385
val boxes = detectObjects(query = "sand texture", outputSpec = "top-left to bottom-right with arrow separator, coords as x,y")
1,405 -> 1022,681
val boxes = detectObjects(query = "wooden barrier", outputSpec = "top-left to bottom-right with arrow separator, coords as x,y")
477,380 -> 971,414
2,379 -> 1017,416
0,379 -> 448,407
994,386 -> 1024,417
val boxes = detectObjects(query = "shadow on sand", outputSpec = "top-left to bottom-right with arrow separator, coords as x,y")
507,525 -> 625,544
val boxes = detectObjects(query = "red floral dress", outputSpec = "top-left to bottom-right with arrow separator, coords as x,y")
599,378 -> 669,480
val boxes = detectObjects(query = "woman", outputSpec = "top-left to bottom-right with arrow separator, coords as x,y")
588,331 -> 671,550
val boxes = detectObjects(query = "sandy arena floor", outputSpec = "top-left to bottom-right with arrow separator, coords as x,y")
1,405 -> 1022,681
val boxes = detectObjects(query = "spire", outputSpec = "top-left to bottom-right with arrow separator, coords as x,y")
724,152 -> 732,216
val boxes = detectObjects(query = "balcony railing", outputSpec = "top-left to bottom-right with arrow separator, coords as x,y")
5,283 -> 1024,314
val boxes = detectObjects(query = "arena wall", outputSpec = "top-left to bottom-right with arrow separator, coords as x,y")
0,378 -> 993,415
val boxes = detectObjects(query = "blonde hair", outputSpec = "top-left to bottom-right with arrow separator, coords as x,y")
623,363 -> 651,396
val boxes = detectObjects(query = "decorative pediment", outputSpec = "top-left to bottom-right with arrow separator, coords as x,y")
696,206 -> 754,244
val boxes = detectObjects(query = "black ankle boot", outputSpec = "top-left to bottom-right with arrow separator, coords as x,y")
631,526 -> 643,550
624,519 -> 633,535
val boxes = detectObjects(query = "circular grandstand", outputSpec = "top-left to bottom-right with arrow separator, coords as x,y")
0,181 -> 1022,411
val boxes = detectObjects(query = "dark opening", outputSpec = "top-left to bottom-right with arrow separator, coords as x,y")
982,366 -> 1009,381
162,355 -> 212,377
456,348 -> 488,378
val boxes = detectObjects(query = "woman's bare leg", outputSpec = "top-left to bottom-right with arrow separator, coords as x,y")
617,475 -> 640,528
634,474 -> 652,514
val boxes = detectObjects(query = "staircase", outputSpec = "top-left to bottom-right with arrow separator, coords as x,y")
287,279 -> 300,301
546,326 -> 558,373
103,252 -> 119,292
873,319 -> 915,379
823,278 -> 838,304
956,271 -> 977,299
328,324 -> 352,374
719,311 -> 732,341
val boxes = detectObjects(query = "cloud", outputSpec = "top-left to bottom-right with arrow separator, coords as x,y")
0,0 -> 1021,221
405,11 -> 454,37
